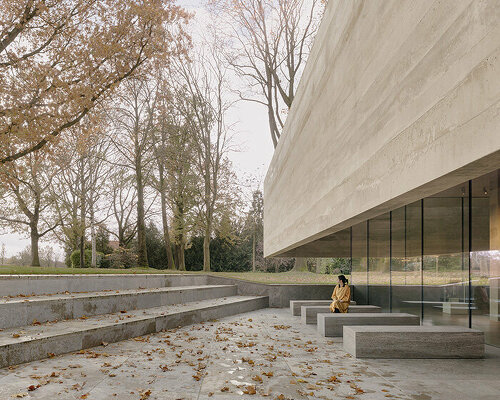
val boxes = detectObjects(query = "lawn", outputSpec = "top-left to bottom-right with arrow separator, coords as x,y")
0,265 -> 199,275
0,266 -> 341,284
0,266 -> 489,286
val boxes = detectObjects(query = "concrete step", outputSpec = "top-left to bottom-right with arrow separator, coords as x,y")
0,295 -> 269,368
0,274 -> 209,297
343,325 -> 484,359
301,305 -> 381,324
0,285 -> 237,330
290,300 -> 357,316
317,312 -> 420,337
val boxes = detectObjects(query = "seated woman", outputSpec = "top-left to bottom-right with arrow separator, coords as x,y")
329,275 -> 350,313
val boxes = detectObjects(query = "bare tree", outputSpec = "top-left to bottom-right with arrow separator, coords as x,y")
110,78 -> 161,267
149,76 -> 180,270
173,43 -> 234,271
210,0 -> 323,147
0,154 -> 61,266
51,118 -> 113,267
165,113 -> 199,272
108,167 -> 138,248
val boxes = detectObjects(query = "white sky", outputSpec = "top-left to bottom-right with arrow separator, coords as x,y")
0,0 -> 275,258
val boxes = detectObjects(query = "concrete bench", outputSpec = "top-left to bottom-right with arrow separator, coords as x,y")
343,325 -> 484,358
301,305 -> 381,324
290,300 -> 356,316
317,312 -> 420,337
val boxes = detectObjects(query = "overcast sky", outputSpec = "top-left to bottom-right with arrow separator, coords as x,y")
0,0 -> 275,258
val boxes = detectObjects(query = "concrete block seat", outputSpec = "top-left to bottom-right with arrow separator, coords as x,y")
289,300 -> 356,316
0,295 -> 269,368
301,305 -> 381,324
317,313 -> 420,337
343,325 -> 484,359
0,284 -> 237,330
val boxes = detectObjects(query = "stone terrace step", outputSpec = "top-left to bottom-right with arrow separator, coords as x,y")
289,300 -> 356,316
0,285 -> 237,330
343,325 -> 485,359
301,305 -> 381,324
0,274 -> 208,297
317,312 -> 420,337
0,295 -> 269,368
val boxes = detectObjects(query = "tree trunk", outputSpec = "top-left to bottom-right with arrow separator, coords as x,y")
293,257 -> 308,272
135,153 -> 148,268
159,164 -> 175,270
203,223 -> 211,272
252,231 -> 256,272
90,205 -> 97,268
79,158 -> 85,269
178,244 -> 185,271
30,225 -> 40,267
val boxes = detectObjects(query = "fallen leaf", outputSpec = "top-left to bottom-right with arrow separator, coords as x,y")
242,385 -> 256,395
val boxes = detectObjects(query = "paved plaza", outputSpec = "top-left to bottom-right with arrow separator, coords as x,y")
0,308 -> 498,400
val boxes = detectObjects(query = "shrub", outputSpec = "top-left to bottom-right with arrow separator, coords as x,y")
108,247 -> 138,269
70,249 -> 105,268
325,258 -> 351,275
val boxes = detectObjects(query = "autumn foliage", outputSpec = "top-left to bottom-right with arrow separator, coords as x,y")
0,0 -> 190,165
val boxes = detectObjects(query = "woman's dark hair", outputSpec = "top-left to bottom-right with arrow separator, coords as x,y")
338,275 -> 348,286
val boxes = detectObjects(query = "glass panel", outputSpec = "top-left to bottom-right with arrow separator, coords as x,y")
472,170 -> 500,347
422,185 -> 469,328
391,201 -> 422,318
351,221 -> 368,304
368,213 -> 390,311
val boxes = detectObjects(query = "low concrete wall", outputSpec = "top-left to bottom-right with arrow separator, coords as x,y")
206,275 -> 334,307
0,274 -> 209,297
353,284 -> 444,311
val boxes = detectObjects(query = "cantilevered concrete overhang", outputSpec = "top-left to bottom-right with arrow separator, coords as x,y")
264,0 -> 500,257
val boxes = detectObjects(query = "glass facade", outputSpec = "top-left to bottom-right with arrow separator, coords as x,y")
345,169 -> 500,347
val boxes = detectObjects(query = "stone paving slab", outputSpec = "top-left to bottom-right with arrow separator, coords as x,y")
0,295 -> 268,368
0,308 -> 498,400
0,285 -> 237,330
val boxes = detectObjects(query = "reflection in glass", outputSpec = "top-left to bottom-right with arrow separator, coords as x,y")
472,170 -> 500,346
390,202 -> 422,318
368,213 -> 390,311
351,222 -> 367,304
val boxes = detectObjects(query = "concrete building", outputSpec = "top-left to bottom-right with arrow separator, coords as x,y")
264,0 -> 500,346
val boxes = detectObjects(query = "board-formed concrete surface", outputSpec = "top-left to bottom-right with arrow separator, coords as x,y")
290,300 -> 356,316
301,305 -> 381,324
264,0 -> 500,257
0,295 -> 268,368
0,284 -> 237,330
343,325 -> 485,359
0,308 -> 498,400
317,313 -> 420,337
